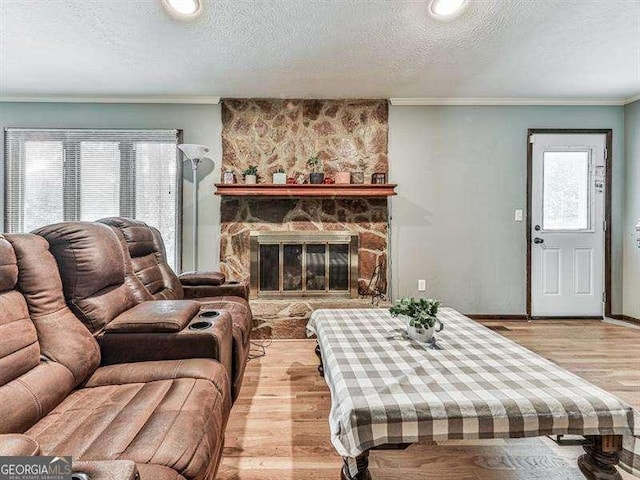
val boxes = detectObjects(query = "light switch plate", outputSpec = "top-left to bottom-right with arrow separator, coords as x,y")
514,209 -> 524,222
418,279 -> 426,291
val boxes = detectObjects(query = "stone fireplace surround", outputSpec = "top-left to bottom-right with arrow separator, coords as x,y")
219,98 -> 390,337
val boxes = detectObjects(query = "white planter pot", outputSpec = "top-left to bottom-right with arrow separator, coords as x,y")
272,172 -> 287,184
407,324 -> 435,343
402,315 -> 435,343
245,174 -> 257,184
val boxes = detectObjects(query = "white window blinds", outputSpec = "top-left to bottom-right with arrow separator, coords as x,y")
4,128 -> 181,269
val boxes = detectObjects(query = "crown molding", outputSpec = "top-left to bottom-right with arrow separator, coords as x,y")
624,93 -> 640,105
389,97 -> 629,106
0,95 -> 221,104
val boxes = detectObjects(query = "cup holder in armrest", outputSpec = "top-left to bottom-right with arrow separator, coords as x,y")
72,474 -> 90,480
226,280 -> 239,285
189,320 -> 213,330
199,310 -> 220,319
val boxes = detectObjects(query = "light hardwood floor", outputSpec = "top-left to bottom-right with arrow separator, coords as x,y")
218,319 -> 640,480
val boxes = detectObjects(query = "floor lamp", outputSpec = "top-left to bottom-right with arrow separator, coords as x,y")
177,143 -> 211,271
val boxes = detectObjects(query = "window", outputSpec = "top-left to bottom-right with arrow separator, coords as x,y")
4,128 -> 181,268
542,151 -> 591,231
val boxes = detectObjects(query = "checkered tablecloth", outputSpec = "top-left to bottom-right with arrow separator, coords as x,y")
307,308 -> 639,477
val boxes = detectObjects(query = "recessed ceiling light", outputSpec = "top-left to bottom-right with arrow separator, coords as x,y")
162,0 -> 202,18
430,0 -> 469,18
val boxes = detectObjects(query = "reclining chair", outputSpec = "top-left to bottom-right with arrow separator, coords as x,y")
98,217 -> 252,401
0,233 -> 231,480
35,220 -> 250,401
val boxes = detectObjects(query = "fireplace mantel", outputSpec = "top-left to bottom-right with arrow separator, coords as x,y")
214,183 -> 397,198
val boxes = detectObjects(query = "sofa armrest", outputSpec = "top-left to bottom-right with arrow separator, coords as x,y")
98,311 -> 234,379
182,281 -> 250,301
179,271 -> 226,287
105,301 -> 200,333
72,460 -> 138,480
0,434 -> 40,456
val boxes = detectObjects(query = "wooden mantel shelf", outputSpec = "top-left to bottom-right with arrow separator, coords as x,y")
214,183 -> 397,198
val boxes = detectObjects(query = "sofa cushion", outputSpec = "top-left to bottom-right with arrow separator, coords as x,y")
34,222 -> 138,333
0,236 -> 18,292
28,360 -> 230,480
5,234 -> 101,386
105,301 -> 200,334
84,359 -> 228,392
0,434 -> 41,456
98,218 -> 184,301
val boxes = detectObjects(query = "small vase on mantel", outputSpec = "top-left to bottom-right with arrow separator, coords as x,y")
272,172 -> 287,184
244,174 -> 257,184
335,172 -> 351,184
351,172 -> 364,184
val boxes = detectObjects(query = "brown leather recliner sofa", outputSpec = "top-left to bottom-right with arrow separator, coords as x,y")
98,217 -> 252,401
35,219 -> 251,401
0,233 -> 231,480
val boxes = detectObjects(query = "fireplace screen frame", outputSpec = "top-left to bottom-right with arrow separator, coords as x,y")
249,231 -> 359,299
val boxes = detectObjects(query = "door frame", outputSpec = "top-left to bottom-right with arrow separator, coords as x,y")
526,128 -> 613,319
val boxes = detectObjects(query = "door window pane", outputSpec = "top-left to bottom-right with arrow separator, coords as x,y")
24,141 -> 64,231
543,151 -> 590,230
80,141 -> 120,221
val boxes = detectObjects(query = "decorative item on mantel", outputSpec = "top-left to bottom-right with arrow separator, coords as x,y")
351,157 -> 368,184
307,155 -> 324,184
243,165 -> 258,184
272,167 -> 287,184
335,162 -> 351,184
390,297 -> 444,343
372,172 -> 387,184
223,170 -> 236,184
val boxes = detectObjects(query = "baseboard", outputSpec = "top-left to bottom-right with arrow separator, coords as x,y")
530,316 -> 603,320
609,314 -> 640,325
465,314 -> 528,321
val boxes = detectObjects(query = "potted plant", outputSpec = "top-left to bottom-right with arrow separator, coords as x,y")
243,165 -> 258,184
351,157 -> 367,184
389,297 -> 443,343
307,155 -> 324,184
272,167 -> 287,184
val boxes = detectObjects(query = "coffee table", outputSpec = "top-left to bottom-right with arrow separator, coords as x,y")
307,308 -> 639,480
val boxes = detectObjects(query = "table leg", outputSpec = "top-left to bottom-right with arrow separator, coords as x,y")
341,451 -> 371,480
315,342 -> 324,377
578,435 -> 623,480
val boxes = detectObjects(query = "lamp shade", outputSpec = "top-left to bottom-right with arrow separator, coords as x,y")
178,144 -> 211,161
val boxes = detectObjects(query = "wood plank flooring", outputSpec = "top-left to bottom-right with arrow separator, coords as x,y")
218,319 -> 640,480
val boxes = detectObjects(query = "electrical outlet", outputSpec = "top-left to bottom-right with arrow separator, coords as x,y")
418,279 -> 426,291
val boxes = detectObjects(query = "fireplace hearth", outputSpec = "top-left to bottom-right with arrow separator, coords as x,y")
249,231 -> 359,299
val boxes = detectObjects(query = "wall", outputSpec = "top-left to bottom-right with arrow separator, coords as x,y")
0,102 -> 222,271
389,105 -> 625,315
220,99 -> 389,291
623,100 -> 640,319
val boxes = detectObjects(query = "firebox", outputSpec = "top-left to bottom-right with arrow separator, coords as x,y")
249,231 -> 359,299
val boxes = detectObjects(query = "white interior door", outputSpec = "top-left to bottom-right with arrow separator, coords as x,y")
531,133 -> 606,317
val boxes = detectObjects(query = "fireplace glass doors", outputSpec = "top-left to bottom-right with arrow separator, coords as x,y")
250,231 -> 359,298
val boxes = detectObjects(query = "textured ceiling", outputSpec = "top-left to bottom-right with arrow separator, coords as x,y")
0,0 -> 639,99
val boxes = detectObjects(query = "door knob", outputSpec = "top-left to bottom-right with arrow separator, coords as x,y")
533,237 -> 544,244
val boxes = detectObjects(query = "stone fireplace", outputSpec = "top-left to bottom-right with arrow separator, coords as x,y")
218,98 -> 391,337
249,231 -> 359,298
